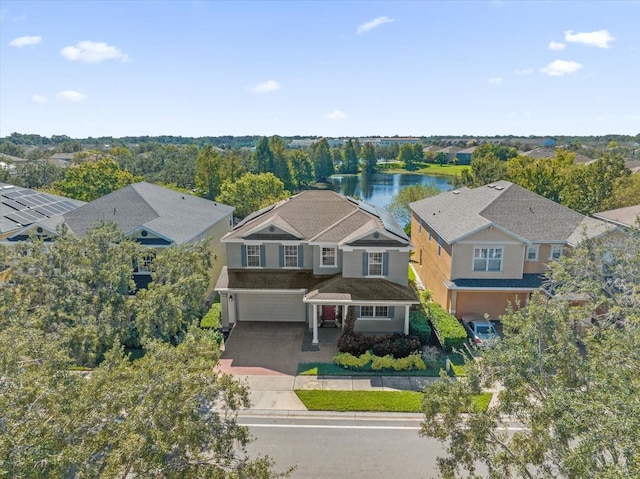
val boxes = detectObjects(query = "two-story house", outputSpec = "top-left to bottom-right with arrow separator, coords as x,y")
59,182 -> 234,291
215,190 -> 418,345
410,181 -> 619,319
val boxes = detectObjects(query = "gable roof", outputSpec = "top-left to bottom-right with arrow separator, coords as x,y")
410,181 -> 616,244
63,182 -> 234,243
223,190 -> 409,245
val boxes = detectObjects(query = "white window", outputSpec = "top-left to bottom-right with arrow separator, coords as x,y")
550,245 -> 563,261
418,222 -> 422,233
526,245 -> 539,261
360,306 -> 389,318
473,247 -> 503,272
284,245 -> 298,267
321,247 -> 336,267
368,252 -> 383,276
136,254 -> 153,273
247,245 -> 261,267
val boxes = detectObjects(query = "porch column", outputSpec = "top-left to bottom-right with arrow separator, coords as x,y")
312,304 -> 319,345
342,305 -> 348,330
404,306 -> 410,335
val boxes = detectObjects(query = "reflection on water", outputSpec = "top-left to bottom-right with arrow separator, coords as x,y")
329,173 -> 451,211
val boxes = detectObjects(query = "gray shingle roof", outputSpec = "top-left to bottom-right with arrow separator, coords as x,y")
593,204 -> 640,229
224,190 -> 409,245
410,181 -> 615,244
63,182 -> 234,243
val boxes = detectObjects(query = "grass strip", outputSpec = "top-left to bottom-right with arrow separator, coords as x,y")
295,390 -> 492,413
297,361 -> 449,377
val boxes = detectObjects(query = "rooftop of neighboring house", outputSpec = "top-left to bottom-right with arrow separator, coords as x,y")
623,158 -> 640,173
436,146 -> 462,154
0,153 -> 29,163
63,182 -> 235,243
49,153 -> 75,161
0,182 -> 85,237
522,147 -> 593,163
223,189 -> 409,246
456,146 -> 478,154
410,180 -> 615,246
593,204 -> 640,229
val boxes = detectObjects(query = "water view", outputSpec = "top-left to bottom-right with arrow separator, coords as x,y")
329,173 -> 452,211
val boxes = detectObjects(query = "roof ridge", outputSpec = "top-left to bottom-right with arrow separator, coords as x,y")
308,207 -> 360,242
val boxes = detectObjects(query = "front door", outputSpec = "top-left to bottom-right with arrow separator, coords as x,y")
321,305 -> 336,322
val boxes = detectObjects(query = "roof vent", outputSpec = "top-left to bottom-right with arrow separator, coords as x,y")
269,225 -> 275,232
452,190 -> 460,195
141,230 -> 148,237
494,186 -> 505,190
373,232 -> 380,239
487,184 -> 496,188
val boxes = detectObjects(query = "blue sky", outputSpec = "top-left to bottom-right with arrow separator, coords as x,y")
1,1 -> 639,138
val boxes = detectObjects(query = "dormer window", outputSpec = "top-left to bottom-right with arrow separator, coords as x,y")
368,252 -> 383,276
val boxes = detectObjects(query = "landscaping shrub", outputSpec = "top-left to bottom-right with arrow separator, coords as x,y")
371,355 -> 395,371
200,303 -> 221,329
334,351 -> 426,372
340,333 -> 420,358
409,309 -> 432,345
425,302 -> 466,351
337,333 -> 380,356
334,351 -> 373,371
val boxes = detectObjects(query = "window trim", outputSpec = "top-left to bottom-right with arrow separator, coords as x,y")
526,245 -> 539,261
284,245 -> 298,268
550,245 -> 563,261
246,244 -> 261,267
359,305 -> 390,319
320,246 -> 337,268
368,252 -> 383,276
472,246 -> 504,272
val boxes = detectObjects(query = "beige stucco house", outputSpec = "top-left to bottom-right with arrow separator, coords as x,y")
410,181 -> 620,319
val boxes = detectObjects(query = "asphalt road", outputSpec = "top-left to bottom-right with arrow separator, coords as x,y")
241,414 -> 450,479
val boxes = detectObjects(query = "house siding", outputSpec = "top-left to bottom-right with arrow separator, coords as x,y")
312,245 -> 342,275
341,249 -> 409,286
454,291 -> 528,320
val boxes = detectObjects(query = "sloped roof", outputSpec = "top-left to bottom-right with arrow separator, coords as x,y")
594,204 -> 640,229
63,182 -> 234,243
410,181 -> 615,244
223,190 -> 409,245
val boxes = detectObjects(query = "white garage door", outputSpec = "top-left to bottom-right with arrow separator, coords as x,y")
236,292 -> 306,322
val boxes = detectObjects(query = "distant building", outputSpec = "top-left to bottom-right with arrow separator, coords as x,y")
455,146 -> 478,165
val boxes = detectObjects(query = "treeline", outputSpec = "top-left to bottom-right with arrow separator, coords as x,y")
453,143 -> 639,215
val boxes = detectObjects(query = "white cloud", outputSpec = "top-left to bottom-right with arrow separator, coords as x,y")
252,80 -> 281,93
56,90 -> 87,102
515,68 -> 533,76
60,40 -> 130,63
565,29 -> 615,49
488,77 -> 503,85
325,109 -> 347,120
31,94 -> 47,104
357,16 -> 395,35
548,41 -> 566,51
540,59 -> 583,76
9,35 -> 41,47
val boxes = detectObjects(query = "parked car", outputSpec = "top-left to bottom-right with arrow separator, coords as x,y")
462,318 -> 500,348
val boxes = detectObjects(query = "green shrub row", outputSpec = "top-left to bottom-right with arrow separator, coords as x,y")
408,309 -> 432,345
377,162 -> 403,170
337,333 -> 421,358
334,351 -> 426,372
424,302 -> 466,351
200,303 -> 221,329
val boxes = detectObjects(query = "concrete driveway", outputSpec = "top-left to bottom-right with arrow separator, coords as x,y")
217,322 -> 339,376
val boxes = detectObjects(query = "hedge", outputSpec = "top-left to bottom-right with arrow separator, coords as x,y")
409,309 -> 432,345
334,351 -> 426,372
424,302 -> 466,351
200,303 -> 221,329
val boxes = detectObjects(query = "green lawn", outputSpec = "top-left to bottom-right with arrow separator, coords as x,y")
295,390 -> 492,413
415,164 -> 469,177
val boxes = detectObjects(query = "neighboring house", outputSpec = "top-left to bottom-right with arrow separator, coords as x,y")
215,190 -> 418,345
593,204 -> 640,229
435,146 -> 461,164
455,146 -> 477,165
410,181 -> 619,320
60,182 -> 234,290
1,182 -> 84,242
522,147 -> 593,164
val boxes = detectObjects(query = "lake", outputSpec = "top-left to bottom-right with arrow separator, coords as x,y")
329,173 -> 452,211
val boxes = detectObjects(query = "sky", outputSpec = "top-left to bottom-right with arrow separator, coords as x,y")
1,0 -> 639,138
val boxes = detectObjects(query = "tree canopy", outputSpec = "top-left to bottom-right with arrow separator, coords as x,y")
420,231 -> 640,479
50,158 -> 142,201
216,172 -> 289,218
387,184 -> 442,226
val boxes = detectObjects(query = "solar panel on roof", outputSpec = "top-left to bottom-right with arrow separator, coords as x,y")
57,201 -> 77,212
45,203 -> 66,214
6,212 -> 32,225
35,205 -> 58,216
20,189 -> 37,196
357,200 -> 381,218
3,191 -> 21,199
2,199 -> 23,210
17,197 -> 38,208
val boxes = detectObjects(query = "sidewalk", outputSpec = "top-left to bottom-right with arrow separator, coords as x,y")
233,373 -> 442,411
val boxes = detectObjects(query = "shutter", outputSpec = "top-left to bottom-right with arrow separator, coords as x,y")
383,252 -> 389,276
241,245 -> 247,267
388,306 -> 395,318
260,244 -> 266,267
356,306 -> 361,317
298,245 -> 304,267
279,245 -> 284,268
362,252 -> 368,276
